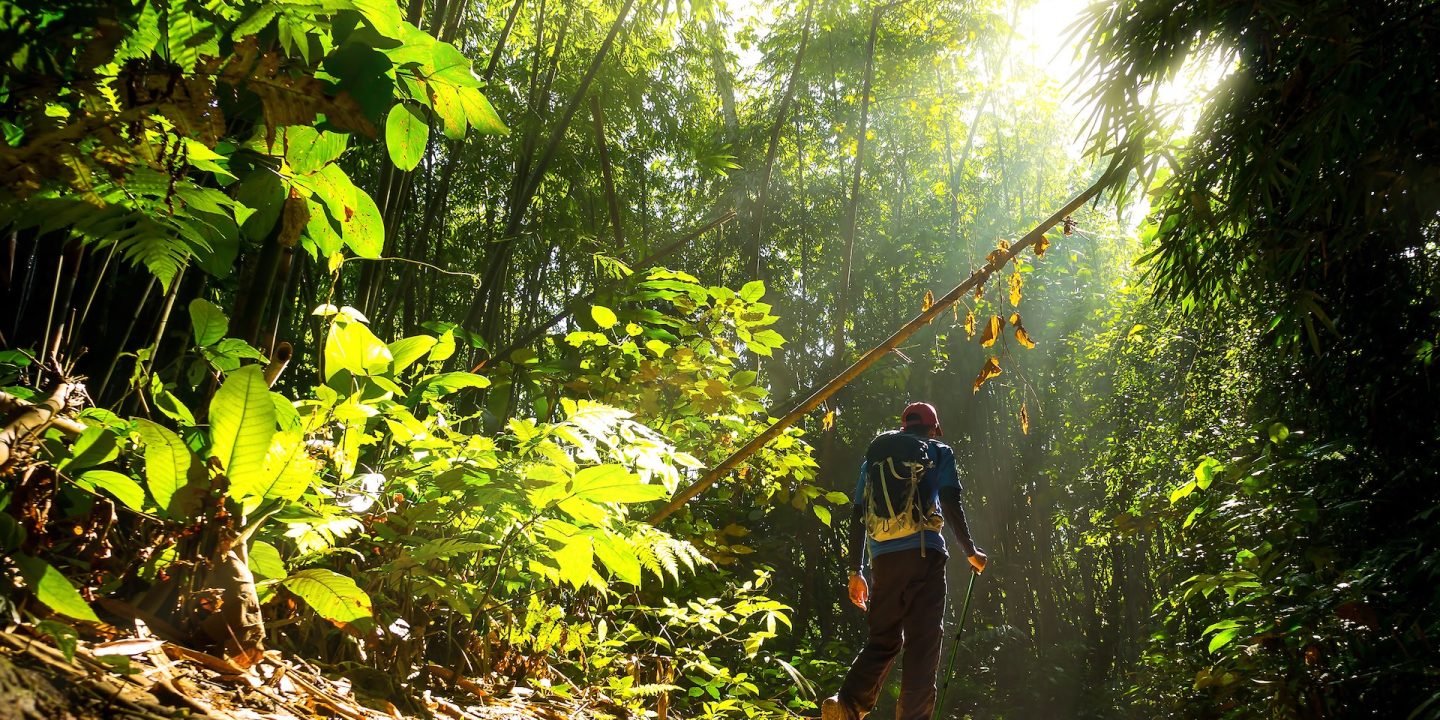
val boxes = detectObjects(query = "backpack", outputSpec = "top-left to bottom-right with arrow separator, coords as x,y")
862,431 -> 945,543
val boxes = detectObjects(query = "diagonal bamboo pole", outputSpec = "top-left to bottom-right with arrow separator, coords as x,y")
646,175 -> 1112,525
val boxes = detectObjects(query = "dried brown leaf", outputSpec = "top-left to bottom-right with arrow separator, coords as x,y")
979,315 -> 1003,348
972,357 -> 1002,392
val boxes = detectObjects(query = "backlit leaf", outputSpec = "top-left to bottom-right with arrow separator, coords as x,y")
1010,313 -> 1036,349
972,357 -> 1002,392
17,556 -> 98,622
1008,272 -> 1022,307
209,366 -> 275,495
591,305 -> 619,329
188,298 -> 228,346
385,103 -> 428,171
979,315 -> 1003,348
554,534 -> 594,589
1020,403 -> 1030,435
964,312 -> 975,340
922,289 -> 935,313
1035,235 -> 1051,258
283,569 -> 372,627
76,470 -> 145,511
134,419 -> 192,514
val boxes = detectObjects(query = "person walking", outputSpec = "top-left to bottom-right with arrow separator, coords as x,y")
821,402 -> 988,720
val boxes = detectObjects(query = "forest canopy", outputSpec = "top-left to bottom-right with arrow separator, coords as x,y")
0,0 -> 1435,718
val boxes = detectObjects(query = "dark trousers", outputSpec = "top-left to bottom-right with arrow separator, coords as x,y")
839,549 -> 948,720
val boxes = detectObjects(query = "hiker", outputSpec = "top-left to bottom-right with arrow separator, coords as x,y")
821,402 -> 988,720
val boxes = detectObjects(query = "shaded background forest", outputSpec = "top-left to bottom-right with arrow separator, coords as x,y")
0,0 -> 1436,718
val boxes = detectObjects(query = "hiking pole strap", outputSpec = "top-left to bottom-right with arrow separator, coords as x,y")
934,569 -> 978,720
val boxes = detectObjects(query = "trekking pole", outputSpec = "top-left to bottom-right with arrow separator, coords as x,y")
934,569 -> 978,720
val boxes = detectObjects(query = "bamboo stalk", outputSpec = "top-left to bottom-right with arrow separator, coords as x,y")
646,176 -> 1111,525
0,382 -> 77,467
590,95 -> 624,250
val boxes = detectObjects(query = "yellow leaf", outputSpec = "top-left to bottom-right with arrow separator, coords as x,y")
822,409 -> 835,431
972,357 -> 1001,392
1035,235 -> 1051,258
1008,272 -> 1022,307
1010,313 -> 1036,349
979,315 -> 1003,348
1020,402 -> 1030,434
997,239 -> 1010,252
922,289 -> 935,312
964,311 -> 976,340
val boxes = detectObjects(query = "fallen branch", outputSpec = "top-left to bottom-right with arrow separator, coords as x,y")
0,389 -> 86,437
0,382 -> 80,467
646,175 -> 1112,524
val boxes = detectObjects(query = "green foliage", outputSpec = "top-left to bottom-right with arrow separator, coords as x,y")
0,0 -> 504,286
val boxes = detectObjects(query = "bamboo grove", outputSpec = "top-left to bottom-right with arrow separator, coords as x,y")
0,0 -> 1436,718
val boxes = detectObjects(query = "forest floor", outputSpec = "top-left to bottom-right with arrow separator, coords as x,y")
0,627 -> 603,720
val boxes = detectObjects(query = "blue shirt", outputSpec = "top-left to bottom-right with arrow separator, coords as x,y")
853,436 -> 963,562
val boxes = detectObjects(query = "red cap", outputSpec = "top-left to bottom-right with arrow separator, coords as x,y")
901,402 -> 940,432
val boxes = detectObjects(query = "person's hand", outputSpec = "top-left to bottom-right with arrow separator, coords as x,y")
847,572 -> 869,610
967,549 -> 988,574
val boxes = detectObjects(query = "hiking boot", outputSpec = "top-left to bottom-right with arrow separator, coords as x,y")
820,694 -> 860,720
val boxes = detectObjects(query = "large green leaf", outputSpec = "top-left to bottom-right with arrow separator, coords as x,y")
232,430 -> 315,502
428,84 -> 467,140
412,371 -> 490,401
16,556 -> 99,622
591,305 -> 619,329
429,43 -> 482,88
235,169 -> 285,242
188,298 -> 228,347
59,427 -> 118,473
134,419 -> 193,514
387,335 -> 437,374
250,541 -> 287,581
342,186 -> 384,258
75,470 -> 145,511
282,568 -> 372,626
553,534 -> 594,589
325,321 -> 393,379
278,126 -> 348,174
570,464 -> 668,504
591,531 -> 642,586
457,87 -> 508,135
385,103 -> 428,172
209,366 -> 276,493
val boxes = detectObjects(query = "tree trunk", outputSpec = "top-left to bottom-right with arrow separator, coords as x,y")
746,0 -> 814,281
590,95 -> 625,251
